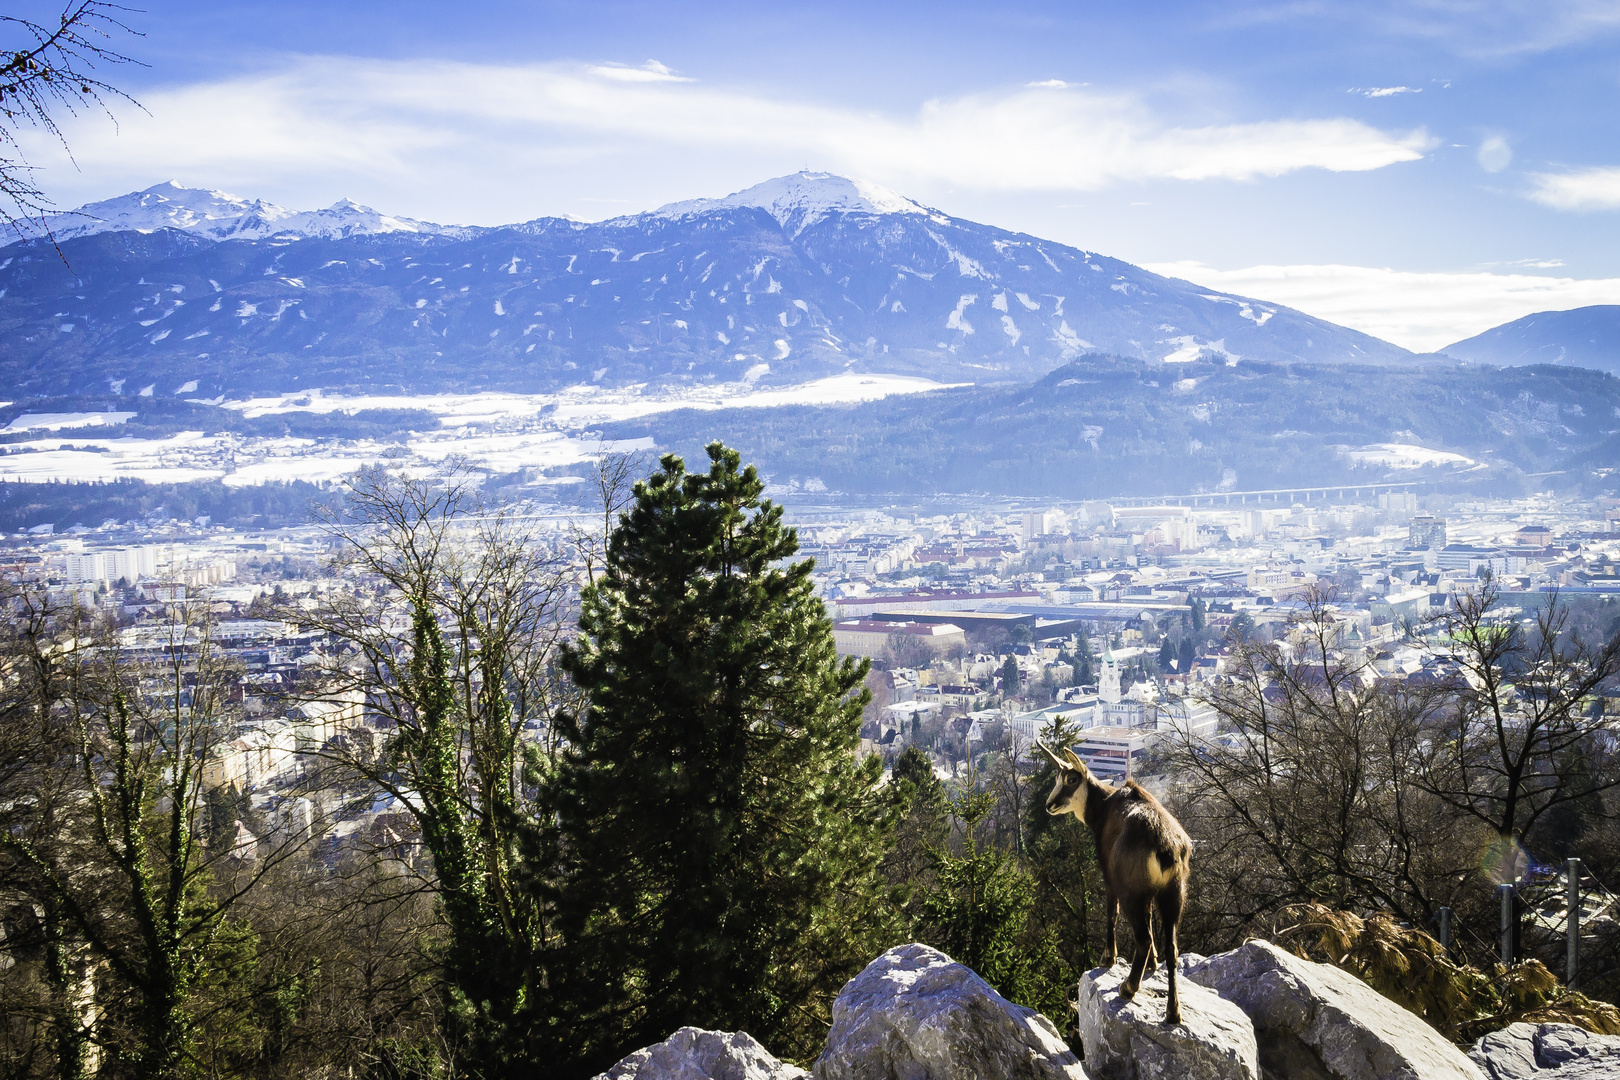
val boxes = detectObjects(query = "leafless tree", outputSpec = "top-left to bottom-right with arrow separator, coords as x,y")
222,851 -> 452,1080
295,465 -> 579,1061
882,631 -> 935,671
573,446 -> 649,583
0,587 -> 317,1079
1410,582 -> 1620,880
1163,587 -> 1484,949
0,2 -> 141,237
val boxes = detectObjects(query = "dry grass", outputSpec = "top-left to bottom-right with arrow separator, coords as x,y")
1272,903 -> 1620,1043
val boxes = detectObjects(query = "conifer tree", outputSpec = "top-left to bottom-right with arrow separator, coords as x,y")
556,443 -> 896,1070
919,785 -> 1067,1019
1000,655 -> 1021,695
1073,630 -> 1095,685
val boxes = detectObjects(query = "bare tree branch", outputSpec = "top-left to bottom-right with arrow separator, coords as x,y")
0,1 -> 143,241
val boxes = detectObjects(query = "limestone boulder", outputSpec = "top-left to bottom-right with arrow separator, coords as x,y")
593,1027 -> 808,1080
1184,939 -> 1483,1080
1075,959 -> 1259,1080
813,943 -> 1085,1080
1470,1022 -> 1620,1079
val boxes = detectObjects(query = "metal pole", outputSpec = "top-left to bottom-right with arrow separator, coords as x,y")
1437,907 -> 1452,953
1568,857 -> 1581,988
1498,883 -> 1514,966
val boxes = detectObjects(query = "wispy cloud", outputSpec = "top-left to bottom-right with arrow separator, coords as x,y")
1351,86 -> 1420,97
1528,166 -> 1620,210
19,56 -> 1431,223
1146,261 -> 1620,352
1477,134 -> 1512,173
1235,0 -> 1620,58
585,60 -> 692,83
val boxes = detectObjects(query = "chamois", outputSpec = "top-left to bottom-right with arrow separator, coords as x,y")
1037,740 -> 1193,1024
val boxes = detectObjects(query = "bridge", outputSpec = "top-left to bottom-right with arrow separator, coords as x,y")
1107,481 -> 1423,509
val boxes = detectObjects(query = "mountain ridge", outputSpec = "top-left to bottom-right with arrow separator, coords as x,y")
1443,304 -> 1620,376
13,180 -> 482,244
14,173 -> 945,246
0,172 -> 1417,398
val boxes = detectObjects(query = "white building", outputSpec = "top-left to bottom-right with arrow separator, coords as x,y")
65,545 -> 161,584
1067,726 -> 1153,782
833,619 -> 966,658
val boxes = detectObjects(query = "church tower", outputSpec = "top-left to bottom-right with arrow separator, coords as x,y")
1100,649 -> 1121,704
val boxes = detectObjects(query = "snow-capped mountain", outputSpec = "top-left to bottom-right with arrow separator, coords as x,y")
16,181 -> 474,243
0,171 -> 1417,398
647,172 -> 936,235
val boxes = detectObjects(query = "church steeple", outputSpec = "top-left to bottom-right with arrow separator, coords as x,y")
1100,649 -> 1121,704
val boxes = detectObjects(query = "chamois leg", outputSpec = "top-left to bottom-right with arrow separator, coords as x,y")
1118,894 -> 1154,1002
1101,885 -> 1118,967
1159,884 -> 1185,1025
1142,898 -> 1158,971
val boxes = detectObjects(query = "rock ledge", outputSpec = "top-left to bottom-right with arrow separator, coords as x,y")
813,943 -> 1084,1080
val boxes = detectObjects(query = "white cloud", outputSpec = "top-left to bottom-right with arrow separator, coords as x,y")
1528,166 -> 1620,210
585,60 -> 692,82
1352,86 -> 1420,97
19,56 -> 1431,224
1477,134 -> 1512,173
1145,261 -> 1620,352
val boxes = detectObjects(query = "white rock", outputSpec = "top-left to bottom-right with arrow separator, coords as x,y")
813,943 -> 1085,1080
1470,1022 -> 1620,1079
1184,940 -> 1484,1080
1076,960 -> 1258,1080
593,1026 -> 808,1080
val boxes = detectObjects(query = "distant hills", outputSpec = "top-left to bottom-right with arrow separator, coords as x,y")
1443,305 -> 1620,376
5,350 -> 1613,533
0,173 -> 1416,398
600,353 -> 1620,500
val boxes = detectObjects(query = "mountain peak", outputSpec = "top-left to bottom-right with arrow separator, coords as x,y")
647,171 -> 939,231
10,183 -> 471,244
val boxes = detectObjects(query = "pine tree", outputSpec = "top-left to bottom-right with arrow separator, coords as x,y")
1000,655 -> 1021,695
918,784 -> 1069,1022
1073,631 -> 1095,685
556,444 -> 896,1071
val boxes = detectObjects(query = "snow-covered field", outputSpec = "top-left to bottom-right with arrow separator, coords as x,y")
0,374 -> 955,486
0,432 -> 228,483
1340,443 -> 1477,469
216,373 -> 957,424
4,411 -> 136,433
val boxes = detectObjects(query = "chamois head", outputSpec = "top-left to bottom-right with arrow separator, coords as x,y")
1036,740 -> 1094,821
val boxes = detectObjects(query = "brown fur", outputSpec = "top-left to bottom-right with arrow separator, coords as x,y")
1038,742 -> 1193,1025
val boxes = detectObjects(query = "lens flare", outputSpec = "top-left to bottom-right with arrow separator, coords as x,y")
1481,835 -> 1528,885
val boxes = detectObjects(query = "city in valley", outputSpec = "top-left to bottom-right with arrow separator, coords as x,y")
9,478 -> 1613,835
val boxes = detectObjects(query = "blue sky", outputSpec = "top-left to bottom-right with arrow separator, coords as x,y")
14,0 -> 1620,350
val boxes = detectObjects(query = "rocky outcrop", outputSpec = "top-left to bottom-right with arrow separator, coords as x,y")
812,943 -> 1085,1080
1183,940 -> 1483,1080
1076,959 -> 1258,1080
593,1027 -> 808,1080
1470,1023 -> 1620,1079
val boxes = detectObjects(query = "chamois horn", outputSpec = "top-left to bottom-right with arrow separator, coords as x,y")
1035,740 -> 1071,770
